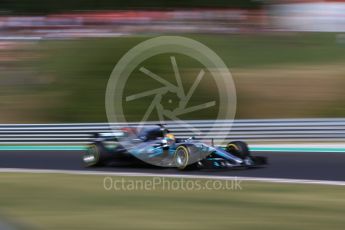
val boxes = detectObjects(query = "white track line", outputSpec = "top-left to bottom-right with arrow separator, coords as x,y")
0,168 -> 344,186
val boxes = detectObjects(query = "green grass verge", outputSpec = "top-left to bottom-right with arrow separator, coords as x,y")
38,33 -> 345,122
2,33 -> 345,122
0,173 -> 344,230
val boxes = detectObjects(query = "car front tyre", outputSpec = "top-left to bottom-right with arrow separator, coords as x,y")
174,145 -> 191,170
226,141 -> 250,159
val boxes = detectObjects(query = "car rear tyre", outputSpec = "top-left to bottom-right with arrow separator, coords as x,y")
226,141 -> 250,159
83,143 -> 105,167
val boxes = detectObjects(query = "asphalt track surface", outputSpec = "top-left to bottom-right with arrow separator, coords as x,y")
0,151 -> 345,181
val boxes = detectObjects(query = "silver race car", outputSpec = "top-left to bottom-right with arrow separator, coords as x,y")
83,125 -> 267,169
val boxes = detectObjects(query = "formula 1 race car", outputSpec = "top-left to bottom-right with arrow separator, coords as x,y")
82,125 -> 267,169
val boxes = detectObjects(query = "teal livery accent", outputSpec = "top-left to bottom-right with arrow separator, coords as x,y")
0,146 -> 86,151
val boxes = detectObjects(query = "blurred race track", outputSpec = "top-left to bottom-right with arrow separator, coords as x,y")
0,151 -> 344,181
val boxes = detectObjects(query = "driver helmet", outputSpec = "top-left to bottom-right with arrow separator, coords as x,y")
164,133 -> 176,146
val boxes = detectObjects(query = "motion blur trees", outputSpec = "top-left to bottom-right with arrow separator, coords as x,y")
1,0 -> 262,14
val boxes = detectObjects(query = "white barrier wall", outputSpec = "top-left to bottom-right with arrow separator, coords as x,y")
0,118 -> 345,145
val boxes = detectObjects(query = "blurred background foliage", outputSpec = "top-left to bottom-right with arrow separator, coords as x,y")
1,0 -> 261,14
1,0 -> 345,123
